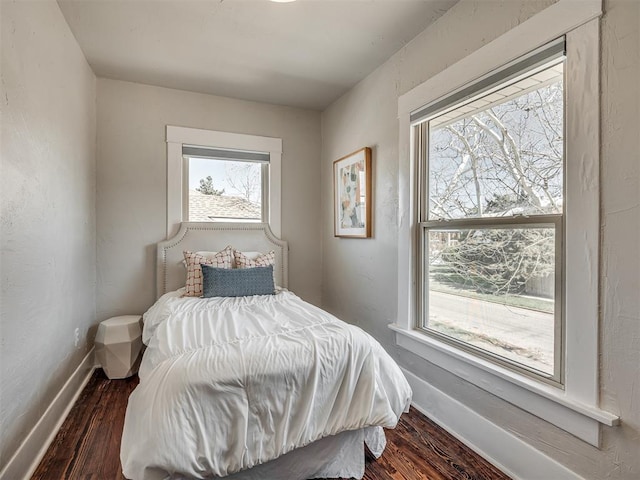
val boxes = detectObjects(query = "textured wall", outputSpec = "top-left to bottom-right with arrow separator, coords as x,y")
0,0 -> 97,466
96,79 -> 322,321
599,0 -> 640,476
321,0 -> 553,358
320,0 -> 639,478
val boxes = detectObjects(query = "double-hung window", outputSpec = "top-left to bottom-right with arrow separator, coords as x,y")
415,40 -> 565,384
393,3 -> 619,446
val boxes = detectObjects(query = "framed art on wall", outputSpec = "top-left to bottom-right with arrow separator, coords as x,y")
334,147 -> 372,238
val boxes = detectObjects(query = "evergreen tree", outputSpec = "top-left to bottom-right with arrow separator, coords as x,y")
196,176 -> 224,196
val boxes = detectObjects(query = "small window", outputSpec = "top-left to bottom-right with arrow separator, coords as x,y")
183,146 -> 268,223
416,45 -> 565,383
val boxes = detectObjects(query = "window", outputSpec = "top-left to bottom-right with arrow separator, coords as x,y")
393,3 -> 618,447
166,126 -> 282,238
416,46 -> 565,384
183,146 -> 268,223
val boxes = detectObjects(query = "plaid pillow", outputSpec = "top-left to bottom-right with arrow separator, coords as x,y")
183,246 -> 233,297
233,250 -> 275,269
234,249 -> 277,285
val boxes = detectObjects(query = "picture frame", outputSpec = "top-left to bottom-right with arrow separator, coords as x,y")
333,147 -> 372,238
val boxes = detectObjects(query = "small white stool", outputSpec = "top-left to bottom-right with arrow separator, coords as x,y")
95,315 -> 143,379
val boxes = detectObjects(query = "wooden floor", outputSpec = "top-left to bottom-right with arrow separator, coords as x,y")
32,370 -> 510,480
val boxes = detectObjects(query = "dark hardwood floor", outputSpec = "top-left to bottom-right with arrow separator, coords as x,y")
32,370 -> 510,480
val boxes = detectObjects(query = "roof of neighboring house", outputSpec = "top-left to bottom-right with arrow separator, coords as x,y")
188,190 -> 261,221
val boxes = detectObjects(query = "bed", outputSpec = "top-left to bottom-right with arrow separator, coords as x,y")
120,222 -> 412,480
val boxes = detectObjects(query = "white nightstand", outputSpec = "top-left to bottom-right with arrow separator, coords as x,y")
95,315 -> 143,379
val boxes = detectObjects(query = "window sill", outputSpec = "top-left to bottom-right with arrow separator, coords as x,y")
389,324 -> 619,446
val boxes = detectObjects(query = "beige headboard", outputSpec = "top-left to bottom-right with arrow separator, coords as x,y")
156,222 -> 288,299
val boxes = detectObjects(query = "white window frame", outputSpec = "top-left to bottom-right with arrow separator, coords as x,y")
166,126 -> 282,238
391,0 -> 619,447
415,47 -> 566,385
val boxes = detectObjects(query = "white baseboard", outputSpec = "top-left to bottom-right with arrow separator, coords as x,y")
402,367 -> 585,480
0,348 -> 96,480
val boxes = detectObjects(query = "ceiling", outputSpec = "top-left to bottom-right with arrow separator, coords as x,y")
57,0 -> 457,110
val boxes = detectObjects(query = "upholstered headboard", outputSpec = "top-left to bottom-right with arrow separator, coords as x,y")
156,222 -> 288,299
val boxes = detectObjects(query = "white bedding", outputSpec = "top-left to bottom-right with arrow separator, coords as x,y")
121,289 -> 412,480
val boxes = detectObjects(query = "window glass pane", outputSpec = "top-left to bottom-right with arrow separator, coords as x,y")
425,226 -> 556,375
187,157 -> 262,222
428,62 -> 564,221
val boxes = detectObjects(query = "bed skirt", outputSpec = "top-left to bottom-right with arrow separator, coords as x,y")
160,427 -> 386,480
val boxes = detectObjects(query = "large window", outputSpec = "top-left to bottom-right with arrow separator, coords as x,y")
417,50 -> 565,383
393,6 -> 618,447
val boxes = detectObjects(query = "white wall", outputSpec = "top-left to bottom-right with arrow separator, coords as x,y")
320,0 -> 639,478
96,79 -> 322,320
0,0 -> 97,467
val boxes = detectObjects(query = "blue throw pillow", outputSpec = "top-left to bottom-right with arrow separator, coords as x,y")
201,264 -> 275,298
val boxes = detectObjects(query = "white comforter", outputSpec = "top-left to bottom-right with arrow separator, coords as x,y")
121,289 -> 412,480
